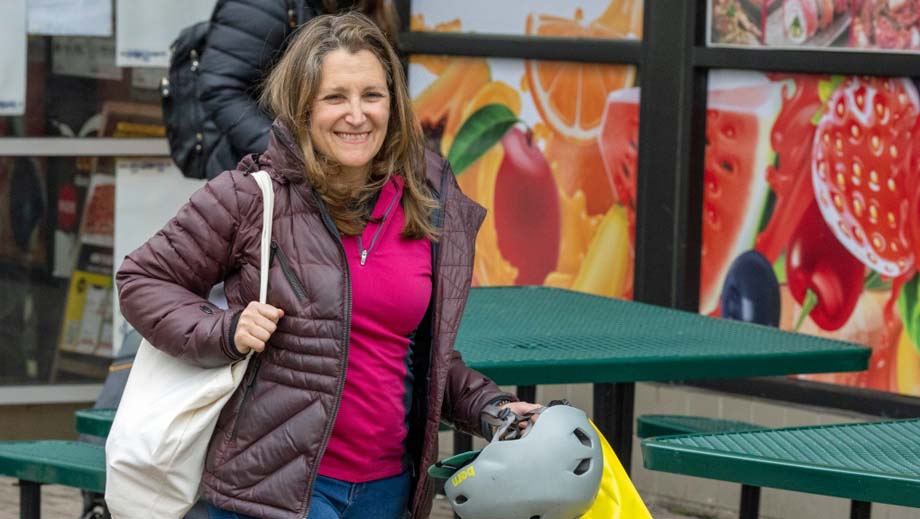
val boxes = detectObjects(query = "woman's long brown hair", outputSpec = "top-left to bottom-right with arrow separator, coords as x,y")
261,12 -> 438,241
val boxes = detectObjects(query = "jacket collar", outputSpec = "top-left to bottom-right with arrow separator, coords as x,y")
258,120 -> 307,185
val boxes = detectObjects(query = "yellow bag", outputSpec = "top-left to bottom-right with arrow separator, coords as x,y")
581,421 -> 653,519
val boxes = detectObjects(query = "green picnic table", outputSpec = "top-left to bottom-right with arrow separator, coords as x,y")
454,286 -> 870,471
641,419 -> 920,518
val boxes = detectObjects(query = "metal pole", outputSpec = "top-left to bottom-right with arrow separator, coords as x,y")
19,480 -> 40,519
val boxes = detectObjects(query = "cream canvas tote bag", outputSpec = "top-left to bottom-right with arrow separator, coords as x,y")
105,171 -> 274,518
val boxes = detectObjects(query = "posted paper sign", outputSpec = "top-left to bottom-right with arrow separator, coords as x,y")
0,0 -> 26,116
52,37 -> 123,81
113,159 -> 205,355
116,0 -> 216,67
28,0 -> 112,37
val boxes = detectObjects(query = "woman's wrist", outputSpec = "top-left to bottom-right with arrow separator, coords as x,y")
479,397 -> 515,439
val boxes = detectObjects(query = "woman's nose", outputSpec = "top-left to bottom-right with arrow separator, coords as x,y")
344,99 -> 367,125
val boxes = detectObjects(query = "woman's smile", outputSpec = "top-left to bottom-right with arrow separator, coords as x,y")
335,130 -> 372,142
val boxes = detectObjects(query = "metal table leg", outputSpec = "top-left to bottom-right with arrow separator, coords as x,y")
19,480 -> 40,519
850,501 -> 871,519
594,382 -> 635,474
452,430 -> 472,453
516,385 -> 536,404
739,484 -> 761,519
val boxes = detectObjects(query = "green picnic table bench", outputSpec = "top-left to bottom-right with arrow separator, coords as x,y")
642,418 -> 920,519
0,408 -> 114,519
637,414 -> 767,519
0,441 -> 105,519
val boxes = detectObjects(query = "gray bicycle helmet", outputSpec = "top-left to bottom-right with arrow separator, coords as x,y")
434,404 -> 603,519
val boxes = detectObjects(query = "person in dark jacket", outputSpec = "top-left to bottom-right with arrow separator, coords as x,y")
198,0 -> 398,179
117,12 -> 538,519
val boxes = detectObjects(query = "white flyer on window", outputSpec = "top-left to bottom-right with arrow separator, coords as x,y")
116,0 -> 216,67
28,0 -> 112,37
52,37 -> 123,80
113,159 -> 206,355
0,0 -> 26,116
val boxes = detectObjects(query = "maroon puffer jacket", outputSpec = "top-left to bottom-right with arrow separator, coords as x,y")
116,123 -> 513,519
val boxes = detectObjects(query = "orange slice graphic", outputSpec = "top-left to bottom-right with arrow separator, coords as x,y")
524,4 -> 641,142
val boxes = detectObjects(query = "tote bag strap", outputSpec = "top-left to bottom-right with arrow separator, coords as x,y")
251,171 -> 274,304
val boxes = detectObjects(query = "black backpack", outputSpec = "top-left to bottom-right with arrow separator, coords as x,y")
160,1 -> 307,180
160,21 -> 215,180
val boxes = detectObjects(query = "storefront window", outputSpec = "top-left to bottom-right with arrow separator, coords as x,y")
2,36 -> 165,139
0,34 -> 167,387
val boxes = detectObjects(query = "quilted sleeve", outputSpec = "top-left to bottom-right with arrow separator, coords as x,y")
441,350 -> 516,437
198,0 -> 293,156
435,173 -> 515,436
116,171 -> 260,367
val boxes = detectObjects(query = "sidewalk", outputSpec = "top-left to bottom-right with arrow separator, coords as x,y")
0,476 -> 706,519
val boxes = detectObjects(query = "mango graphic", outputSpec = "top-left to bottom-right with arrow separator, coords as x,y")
570,204 -> 632,298
413,58 -> 491,157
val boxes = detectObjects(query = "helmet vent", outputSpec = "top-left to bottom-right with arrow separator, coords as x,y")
573,427 -> 592,447
573,457 -> 592,475
455,495 -> 468,504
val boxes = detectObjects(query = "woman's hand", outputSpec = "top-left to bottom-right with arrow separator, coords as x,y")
501,401 -> 543,432
481,400 -> 545,440
234,302 -> 284,354
501,401 -> 542,417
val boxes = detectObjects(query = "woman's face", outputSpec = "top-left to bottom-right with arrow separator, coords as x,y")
308,48 -> 390,183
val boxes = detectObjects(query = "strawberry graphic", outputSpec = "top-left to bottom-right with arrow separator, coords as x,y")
811,76 -> 920,278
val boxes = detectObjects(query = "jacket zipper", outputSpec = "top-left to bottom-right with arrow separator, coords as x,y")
294,187 -> 352,519
270,241 -> 308,301
230,354 -> 262,442
357,192 -> 400,266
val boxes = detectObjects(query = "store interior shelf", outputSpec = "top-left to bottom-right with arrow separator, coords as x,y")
52,350 -> 113,383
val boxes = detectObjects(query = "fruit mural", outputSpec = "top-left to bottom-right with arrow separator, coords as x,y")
607,68 -> 920,396
409,0 -> 643,299
408,1 -> 920,397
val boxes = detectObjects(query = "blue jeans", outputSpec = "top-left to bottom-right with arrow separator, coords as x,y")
207,471 -> 411,519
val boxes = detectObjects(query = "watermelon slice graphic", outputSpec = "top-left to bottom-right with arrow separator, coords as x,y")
598,72 -> 779,314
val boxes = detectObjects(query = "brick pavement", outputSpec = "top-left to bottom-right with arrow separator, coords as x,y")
0,476 -> 706,519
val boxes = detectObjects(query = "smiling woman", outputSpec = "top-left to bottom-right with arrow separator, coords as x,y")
115,11 -> 539,519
